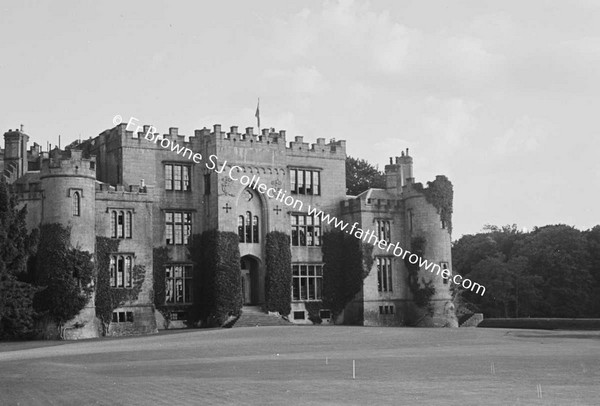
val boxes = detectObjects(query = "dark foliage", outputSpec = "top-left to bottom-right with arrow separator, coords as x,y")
304,301 -> 323,324
346,156 -> 385,196
32,224 -> 94,325
95,237 -> 145,335
414,176 -> 454,234
322,230 -> 373,317
152,246 -> 172,323
404,236 -> 435,311
0,179 -> 39,339
453,224 -> 599,318
95,237 -> 121,330
265,231 -> 292,315
192,230 -> 242,327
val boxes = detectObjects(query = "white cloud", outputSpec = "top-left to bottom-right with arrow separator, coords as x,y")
493,116 -> 548,155
263,66 -> 330,94
418,97 -> 479,148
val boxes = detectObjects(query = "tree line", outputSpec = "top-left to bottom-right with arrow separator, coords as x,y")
453,224 -> 600,318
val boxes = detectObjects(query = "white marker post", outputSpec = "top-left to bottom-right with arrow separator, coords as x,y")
352,360 -> 356,379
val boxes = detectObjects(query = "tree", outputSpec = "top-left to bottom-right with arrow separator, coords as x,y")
345,156 -> 385,196
0,179 -> 38,339
585,226 -> 600,316
454,224 -> 595,318
516,225 -> 593,317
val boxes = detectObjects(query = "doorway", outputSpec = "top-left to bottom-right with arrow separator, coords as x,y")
240,256 -> 259,305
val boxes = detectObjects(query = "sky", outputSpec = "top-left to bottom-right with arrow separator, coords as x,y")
1,0 -> 599,238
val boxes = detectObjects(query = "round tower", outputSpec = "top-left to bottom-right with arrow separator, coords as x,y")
40,148 -> 99,338
403,177 -> 457,327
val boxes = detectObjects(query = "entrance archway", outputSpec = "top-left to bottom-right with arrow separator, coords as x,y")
240,255 -> 259,305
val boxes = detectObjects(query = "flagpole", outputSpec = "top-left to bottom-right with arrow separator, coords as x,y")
255,97 -> 261,132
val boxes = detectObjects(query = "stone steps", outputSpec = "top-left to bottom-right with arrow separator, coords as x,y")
232,306 -> 291,328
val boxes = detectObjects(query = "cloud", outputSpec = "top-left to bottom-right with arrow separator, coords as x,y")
493,116 -> 548,155
418,97 -> 479,148
263,66 -> 330,94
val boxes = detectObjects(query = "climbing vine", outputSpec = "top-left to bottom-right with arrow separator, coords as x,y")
33,224 -> 94,328
192,230 -> 242,327
265,231 -> 292,316
322,230 -> 374,318
152,246 -> 171,323
304,301 -> 323,324
95,237 -> 145,335
415,175 -> 454,234
405,236 -> 436,314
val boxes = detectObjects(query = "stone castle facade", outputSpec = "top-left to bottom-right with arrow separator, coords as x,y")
1,123 -> 456,339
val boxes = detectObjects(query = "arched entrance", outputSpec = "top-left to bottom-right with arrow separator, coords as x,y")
240,255 -> 259,305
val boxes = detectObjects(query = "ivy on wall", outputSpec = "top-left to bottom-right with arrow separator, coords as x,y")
304,301 -> 323,324
95,237 -> 146,335
414,175 -> 454,234
32,224 -> 94,327
265,231 -> 292,316
152,246 -> 171,324
322,230 -> 373,318
405,236 -> 435,314
191,230 -> 242,327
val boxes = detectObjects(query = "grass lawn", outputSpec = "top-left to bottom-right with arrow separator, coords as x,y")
1,326 -> 598,405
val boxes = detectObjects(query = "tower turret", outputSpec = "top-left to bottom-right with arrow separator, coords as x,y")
384,148 -> 413,193
3,126 -> 29,181
39,148 -> 99,338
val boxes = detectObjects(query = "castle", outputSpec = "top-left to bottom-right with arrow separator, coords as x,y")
0,123 -> 456,339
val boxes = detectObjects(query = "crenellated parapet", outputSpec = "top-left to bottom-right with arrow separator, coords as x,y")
40,149 -> 96,180
92,123 -> 347,161
95,182 -> 153,198
341,195 -> 402,216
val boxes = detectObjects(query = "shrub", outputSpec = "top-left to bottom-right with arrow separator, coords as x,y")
193,230 -> 242,326
322,230 -> 373,318
265,231 -> 292,316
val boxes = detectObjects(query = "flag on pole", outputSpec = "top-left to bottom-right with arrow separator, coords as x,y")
255,98 -> 260,130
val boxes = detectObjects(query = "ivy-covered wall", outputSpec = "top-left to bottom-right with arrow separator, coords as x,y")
265,231 -> 292,316
95,237 -> 146,335
404,236 -> 436,316
322,230 -> 373,320
32,224 -> 94,327
191,230 -> 242,327
414,175 -> 454,234
152,246 -> 171,321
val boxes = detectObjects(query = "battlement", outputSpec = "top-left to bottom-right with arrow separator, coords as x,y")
91,123 -> 346,159
95,182 -> 154,201
40,149 -> 97,178
341,195 -> 402,215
